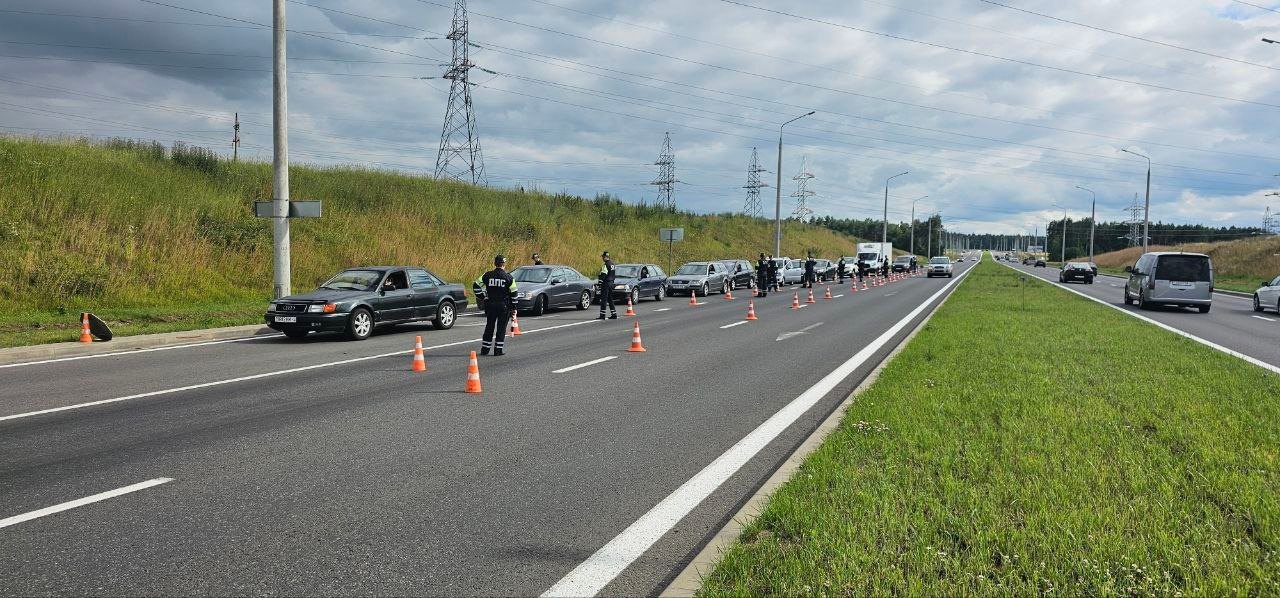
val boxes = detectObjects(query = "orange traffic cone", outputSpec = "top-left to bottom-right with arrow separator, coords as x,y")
624,296 -> 636,316
411,335 -> 427,372
862,280 -> 869,290
850,282 -> 858,294
78,312 -> 92,343
791,291 -> 801,309
824,286 -> 833,301
806,289 -> 816,304
510,312 -> 523,336
725,287 -> 734,300
465,351 -> 482,393
746,300 -> 758,320
627,321 -> 647,352
689,290 -> 699,306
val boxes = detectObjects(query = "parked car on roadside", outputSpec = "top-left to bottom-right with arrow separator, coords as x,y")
720,259 -> 756,290
1252,274 -> 1280,314
926,256 -> 953,278
770,258 -> 792,285
668,261 -> 731,296
607,263 -> 668,305
476,265 -> 594,316
1123,252 -> 1213,313
891,255 -> 917,272
812,259 -> 837,281
1087,262 -> 1099,276
781,259 -> 806,285
838,256 -> 858,277
1059,262 -> 1095,284
266,266 -> 468,341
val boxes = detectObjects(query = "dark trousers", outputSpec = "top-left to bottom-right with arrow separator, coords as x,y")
599,289 -> 616,315
482,304 -> 510,353
757,275 -> 769,296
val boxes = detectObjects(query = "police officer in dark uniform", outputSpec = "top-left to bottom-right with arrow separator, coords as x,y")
803,252 -> 817,289
598,251 -> 618,320
769,256 -> 780,292
756,253 -> 770,298
837,257 -> 846,284
475,255 -> 517,356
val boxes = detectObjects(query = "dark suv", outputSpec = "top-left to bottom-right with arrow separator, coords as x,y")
720,259 -> 756,290
1059,262 -> 1094,284
266,266 -> 468,340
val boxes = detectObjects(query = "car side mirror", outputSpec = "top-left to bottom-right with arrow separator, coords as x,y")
550,278 -> 562,285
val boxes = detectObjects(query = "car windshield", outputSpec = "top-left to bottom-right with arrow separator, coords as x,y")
676,264 -> 708,276
857,252 -> 877,261
614,265 -> 642,278
1156,255 -> 1211,282
894,257 -> 911,264
511,267 -> 551,283
930,257 -> 950,264
321,269 -> 382,291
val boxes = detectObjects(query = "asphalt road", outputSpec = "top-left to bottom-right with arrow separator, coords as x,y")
1003,259 -> 1280,371
0,258 -> 978,596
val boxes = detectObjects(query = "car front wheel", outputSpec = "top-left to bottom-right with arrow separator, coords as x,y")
346,308 -> 373,341
433,301 -> 456,330
1124,290 -> 1133,305
655,286 -> 665,301
630,289 -> 639,305
577,290 -> 591,310
701,283 -> 709,297
1255,294 -> 1263,312
531,295 -> 546,316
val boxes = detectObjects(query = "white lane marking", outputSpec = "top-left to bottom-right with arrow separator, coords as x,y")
719,321 -> 748,329
1000,262 -> 1280,376
833,294 -> 845,298
552,356 -> 618,374
542,263 -> 975,598
775,322 -> 822,342
0,478 -> 173,530
459,323 -> 486,327
885,292 -> 897,297
0,319 -> 600,423
653,308 -> 671,312
0,334 -> 283,370
1253,315 -> 1276,322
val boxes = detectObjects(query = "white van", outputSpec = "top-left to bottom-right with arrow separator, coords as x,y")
1124,252 -> 1213,313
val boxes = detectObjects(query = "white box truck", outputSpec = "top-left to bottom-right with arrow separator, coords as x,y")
856,242 -> 893,272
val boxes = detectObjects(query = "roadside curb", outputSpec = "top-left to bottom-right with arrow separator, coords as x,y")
0,324 -> 278,365
658,261 -> 970,597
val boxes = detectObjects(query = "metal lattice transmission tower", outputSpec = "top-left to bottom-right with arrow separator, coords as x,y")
1264,206 -> 1277,235
434,0 -> 486,185
651,132 -> 677,210
1124,193 -> 1144,247
790,156 -> 815,221
742,147 -> 767,217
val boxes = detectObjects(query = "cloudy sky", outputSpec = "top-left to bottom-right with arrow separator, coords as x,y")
3,0 -> 1280,235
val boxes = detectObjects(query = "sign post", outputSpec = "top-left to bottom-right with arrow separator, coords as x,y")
659,227 -> 684,275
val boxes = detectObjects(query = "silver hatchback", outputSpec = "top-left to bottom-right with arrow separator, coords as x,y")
1123,252 -> 1213,313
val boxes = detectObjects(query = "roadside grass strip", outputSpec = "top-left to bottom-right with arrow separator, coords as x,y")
699,260 -> 1280,596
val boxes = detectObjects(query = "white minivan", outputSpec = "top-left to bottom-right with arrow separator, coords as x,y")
1124,252 -> 1213,313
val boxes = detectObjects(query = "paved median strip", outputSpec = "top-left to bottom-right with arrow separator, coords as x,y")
0,478 -> 173,530
552,356 -> 617,374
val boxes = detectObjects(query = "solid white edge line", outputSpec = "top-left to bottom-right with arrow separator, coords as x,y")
653,308 -> 671,312
553,356 -> 618,374
0,319 -> 600,424
1251,315 -> 1276,322
0,334 -> 283,370
718,321 -> 748,329
1001,262 -> 1280,376
541,258 -> 978,598
0,478 -> 173,530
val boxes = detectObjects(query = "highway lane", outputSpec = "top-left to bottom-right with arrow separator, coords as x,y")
1003,259 -> 1280,370
0,261 -> 977,596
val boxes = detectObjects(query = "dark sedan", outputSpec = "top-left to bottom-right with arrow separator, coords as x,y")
266,266 -> 468,341
606,263 -> 668,304
510,265 -> 595,316
720,259 -> 756,290
1059,262 -> 1095,284
1034,259 -> 1047,267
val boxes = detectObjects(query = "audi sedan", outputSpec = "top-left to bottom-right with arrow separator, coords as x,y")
266,266 -> 468,341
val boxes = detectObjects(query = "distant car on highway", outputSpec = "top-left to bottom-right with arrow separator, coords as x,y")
266,266 -> 467,341
1034,259 -> 1046,267
1253,274 -> 1280,314
1123,252 -> 1213,313
720,259 -> 756,290
891,255 -> 917,272
1059,262 -> 1095,284
609,263 -> 668,304
481,265 -> 594,316
668,261 -> 731,296
926,256 -> 953,278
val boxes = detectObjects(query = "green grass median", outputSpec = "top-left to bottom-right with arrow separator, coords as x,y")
699,259 -> 1280,595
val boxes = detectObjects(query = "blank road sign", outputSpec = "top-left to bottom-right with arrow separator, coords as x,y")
660,227 -> 684,242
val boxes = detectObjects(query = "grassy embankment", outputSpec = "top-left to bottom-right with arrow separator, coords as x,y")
0,137 -> 861,347
1088,238 -> 1280,293
700,259 -> 1280,595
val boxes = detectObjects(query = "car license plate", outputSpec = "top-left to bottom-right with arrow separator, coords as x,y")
275,316 -> 297,323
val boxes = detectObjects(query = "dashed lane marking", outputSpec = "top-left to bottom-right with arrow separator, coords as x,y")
719,321 -> 748,329
552,356 -> 618,374
0,478 -> 174,530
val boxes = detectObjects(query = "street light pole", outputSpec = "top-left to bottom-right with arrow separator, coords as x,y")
1075,185 -> 1096,263
909,195 -> 928,256
271,0 -> 290,299
883,171 -> 909,248
774,111 -> 815,257
1121,148 -> 1151,253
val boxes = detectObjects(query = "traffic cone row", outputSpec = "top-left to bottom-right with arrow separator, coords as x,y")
624,296 -> 636,316
78,312 -> 92,344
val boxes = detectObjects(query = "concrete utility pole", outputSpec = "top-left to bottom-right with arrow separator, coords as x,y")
926,213 -> 935,258
1122,148 -> 1152,252
272,0 -> 290,299
909,195 -> 928,256
883,171 -> 909,248
774,111 -> 814,257
232,112 -> 240,162
1076,185 -> 1096,263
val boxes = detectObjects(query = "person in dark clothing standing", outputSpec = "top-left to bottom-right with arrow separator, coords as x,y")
756,253 -> 770,298
837,257 -> 846,284
598,251 -> 618,320
531,253 -> 543,266
857,259 -> 868,283
475,255 -> 517,356
803,252 -> 817,289
770,257 -> 781,292
880,260 -> 890,279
